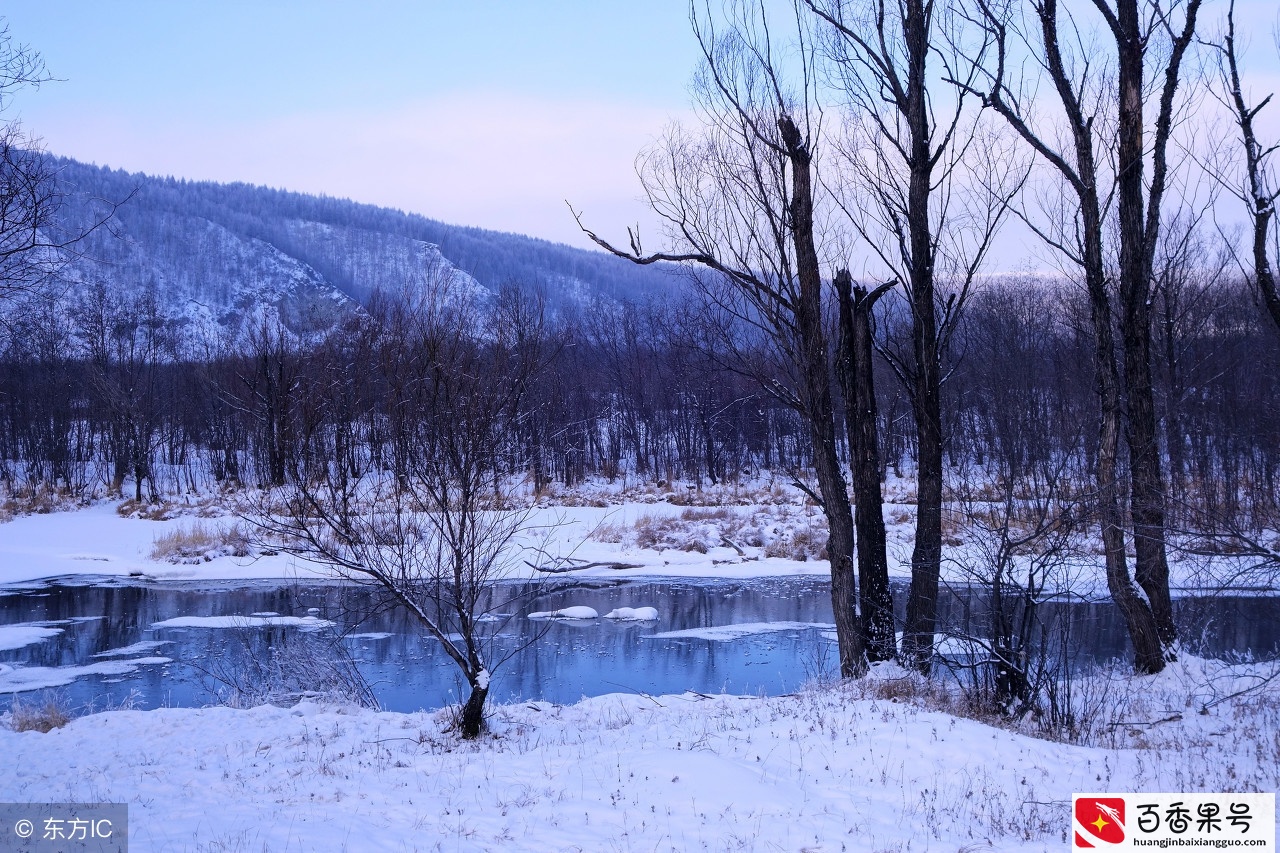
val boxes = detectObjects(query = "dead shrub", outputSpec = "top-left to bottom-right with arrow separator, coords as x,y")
7,695 -> 72,733
588,521 -> 629,544
762,513 -> 828,561
151,521 -> 252,563
117,499 -> 182,520
632,513 -> 711,552
680,507 -> 733,522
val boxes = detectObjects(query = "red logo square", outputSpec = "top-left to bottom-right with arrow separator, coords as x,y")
1074,797 -> 1126,847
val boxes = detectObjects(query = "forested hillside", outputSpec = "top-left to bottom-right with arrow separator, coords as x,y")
45,157 -> 683,342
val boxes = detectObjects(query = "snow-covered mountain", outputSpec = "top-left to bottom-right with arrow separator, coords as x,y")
49,158 -> 681,344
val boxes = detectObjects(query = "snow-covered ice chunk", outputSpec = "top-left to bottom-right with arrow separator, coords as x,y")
527,606 -> 599,620
0,624 -> 63,651
93,640 -> 172,658
603,607 -> 659,621
0,657 -> 171,693
646,621 -> 834,642
152,615 -> 335,630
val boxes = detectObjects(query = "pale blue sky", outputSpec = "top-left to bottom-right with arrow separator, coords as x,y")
3,2 -> 1279,256
2,2 -> 702,248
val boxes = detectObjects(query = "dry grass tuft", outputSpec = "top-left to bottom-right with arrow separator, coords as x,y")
7,695 -> 73,733
151,521 -> 251,563
588,504 -> 830,560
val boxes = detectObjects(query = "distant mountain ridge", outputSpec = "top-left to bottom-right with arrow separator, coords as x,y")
48,157 -> 682,343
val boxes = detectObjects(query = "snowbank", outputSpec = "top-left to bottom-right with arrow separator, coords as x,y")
2,659 -> 1275,851
0,496 -> 1270,595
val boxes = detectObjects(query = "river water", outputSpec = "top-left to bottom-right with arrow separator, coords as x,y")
1,576 -> 1277,713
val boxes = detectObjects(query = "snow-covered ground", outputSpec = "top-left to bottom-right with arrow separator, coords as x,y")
0,492 -> 1262,593
2,496 -> 1277,850
2,657 -> 1276,852
0,500 -> 838,587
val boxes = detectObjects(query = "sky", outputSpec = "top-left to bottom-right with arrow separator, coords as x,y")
1,1 -> 702,251
2,1 -> 1280,260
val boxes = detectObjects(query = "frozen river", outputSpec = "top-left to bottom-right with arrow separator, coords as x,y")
2,575 -> 1277,712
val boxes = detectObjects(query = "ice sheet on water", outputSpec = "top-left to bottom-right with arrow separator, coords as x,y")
646,621 -> 834,642
93,640 -> 173,658
152,615 -> 335,630
0,624 -> 64,652
527,606 -> 599,620
603,607 -> 660,621
0,657 -> 171,693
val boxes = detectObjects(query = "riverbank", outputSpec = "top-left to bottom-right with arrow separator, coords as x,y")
0,492 -> 1269,595
3,656 -> 1276,852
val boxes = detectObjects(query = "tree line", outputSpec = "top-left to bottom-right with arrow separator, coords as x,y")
1,268 -> 1275,530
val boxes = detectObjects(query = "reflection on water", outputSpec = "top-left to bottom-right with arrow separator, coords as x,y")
1,576 -> 1277,713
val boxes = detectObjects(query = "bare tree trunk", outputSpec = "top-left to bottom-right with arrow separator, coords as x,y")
964,0 -> 1181,674
1218,0 -> 1280,334
1084,222 -> 1167,675
1114,0 -> 1198,651
900,0 -> 943,670
1252,211 -> 1280,333
780,117 -> 868,679
836,270 -> 895,662
1078,23 -> 1168,674
459,681 -> 489,739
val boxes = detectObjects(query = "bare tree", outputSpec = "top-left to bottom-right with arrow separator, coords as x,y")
943,280 -> 1087,715
958,0 -> 1202,671
804,0 -> 1023,671
0,25 -> 122,303
234,317 -> 301,488
252,280 -> 550,738
0,24 -> 57,301
835,270 -> 895,660
1211,0 -> 1280,334
575,0 -> 869,677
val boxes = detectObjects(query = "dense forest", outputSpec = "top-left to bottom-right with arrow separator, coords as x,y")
2,255 -> 1276,537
